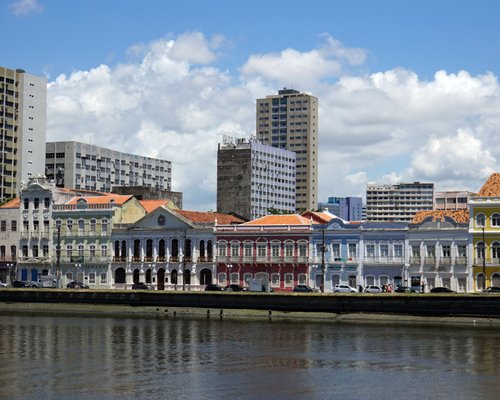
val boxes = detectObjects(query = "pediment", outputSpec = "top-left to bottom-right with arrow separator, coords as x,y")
130,206 -> 193,230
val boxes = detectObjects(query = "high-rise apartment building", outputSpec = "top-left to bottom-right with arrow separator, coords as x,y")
256,88 -> 318,212
0,67 -> 47,201
366,182 -> 434,222
217,138 -> 296,220
45,141 -> 172,193
318,196 -> 364,221
434,191 -> 475,210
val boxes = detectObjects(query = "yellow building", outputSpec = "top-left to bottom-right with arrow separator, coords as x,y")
469,173 -> 500,291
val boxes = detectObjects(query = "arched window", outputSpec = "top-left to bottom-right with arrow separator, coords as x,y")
476,242 -> 485,259
476,273 -> 485,291
476,213 -> 486,227
492,242 -> 500,260
115,268 -> 126,284
158,239 -> 166,261
184,239 -> 192,260
200,268 -> 212,285
492,213 -> 500,227
145,269 -> 152,283
114,241 -> 120,258
133,268 -> 140,283
145,239 -> 153,261
199,240 -> 206,258
121,241 -> 127,259
492,273 -> 500,287
171,269 -> 178,285
171,239 -> 179,258
133,239 -> 141,261
207,240 -> 213,258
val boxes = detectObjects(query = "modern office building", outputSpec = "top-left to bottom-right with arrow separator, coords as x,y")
216,137 -> 296,220
366,182 -> 434,222
318,196 -> 364,221
434,190 -> 475,210
0,66 -> 47,201
256,88 -> 318,212
45,141 -> 172,193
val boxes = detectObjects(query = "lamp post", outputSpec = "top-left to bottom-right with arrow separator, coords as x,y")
482,226 -> 487,289
7,263 -> 14,285
321,229 -> 326,293
75,263 -> 82,284
226,263 -> 233,289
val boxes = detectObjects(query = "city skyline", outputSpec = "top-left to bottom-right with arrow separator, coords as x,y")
3,0 -> 500,210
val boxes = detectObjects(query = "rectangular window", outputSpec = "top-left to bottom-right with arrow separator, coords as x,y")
366,244 -> 375,257
89,245 -> 96,258
285,244 -> 294,258
271,243 -> 280,258
218,243 -> 226,257
0,221 -> 6,232
89,273 -> 96,284
332,243 -> 340,258
457,245 -> 467,257
11,220 -> 17,231
394,244 -> 403,258
271,273 -> 280,287
298,243 -> 307,257
411,245 -> 420,257
348,243 -> 357,259
257,243 -> 267,258
380,244 -> 389,257
244,244 -> 252,258
101,245 -> 108,257
100,273 -> 107,284
231,243 -> 239,257
442,245 -> 451,257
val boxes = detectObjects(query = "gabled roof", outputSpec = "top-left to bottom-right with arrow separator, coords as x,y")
243,214 -> 313,226
139,199 -> 177,213
174,210 -> 244,225
66,194 -> 133,206
477,173 -> 500,197
411,210 -> 470,224
302,210 -> 336,224
0,198 -> 20,209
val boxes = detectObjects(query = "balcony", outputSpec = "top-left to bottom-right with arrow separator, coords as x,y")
113,256 -> 127,262
183,256 -> 192,263
169,256 -> 179,262
157,256 -> 167,263
196,256 -> 213,263
410,256 -> 421,265
440,257 -> 451,264
455,257 -> 467,265
131,256 -> 141,263
144,256 -> 154,263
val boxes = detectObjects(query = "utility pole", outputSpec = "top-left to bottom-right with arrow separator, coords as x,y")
321,229 -> 326,293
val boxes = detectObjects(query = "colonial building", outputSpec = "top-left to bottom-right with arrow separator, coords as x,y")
408,210 -> 469,293
111,207 -> 242,290
469,173 -> 500,291
0,197 -> 19,283
215,214 -> 313,291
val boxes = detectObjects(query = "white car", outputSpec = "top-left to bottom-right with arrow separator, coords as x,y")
333,284 -> 358,293
0,281 -> 7,288
364,285 -> 383,293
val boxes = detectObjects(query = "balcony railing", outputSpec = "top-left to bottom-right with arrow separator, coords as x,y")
169,256 -> 179,262
410,256 -> 421,264
424,256 -> 436,264
455,256 -> 467,265
440,257 -> 451,264
196,256 -> 213,263
113,256 -> 127,262
157,256 -> 167,262
131,256 -> 141,263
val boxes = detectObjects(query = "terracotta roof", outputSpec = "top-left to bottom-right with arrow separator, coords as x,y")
411,210 -> 470,224
0,198 -> 20,209
244,214 -> 313,225
66,194 -> 133,206
174,210 -> 244,224
139,199 -> 177,213
302,210 -> 335,223
477,173 -> 500,196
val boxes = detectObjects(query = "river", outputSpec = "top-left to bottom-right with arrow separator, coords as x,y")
0,314 -> 499,399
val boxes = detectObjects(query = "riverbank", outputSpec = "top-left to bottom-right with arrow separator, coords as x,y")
1,300 -> 500,327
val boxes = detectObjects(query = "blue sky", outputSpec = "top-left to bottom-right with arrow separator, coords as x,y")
3,0 -> 500,210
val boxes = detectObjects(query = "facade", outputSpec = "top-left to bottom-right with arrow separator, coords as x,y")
215,214 -> 313,292
217,138 -> 296,220
469,173 -> 500,291
45,141 -> 172,193
256,88 -> 318,212
1,67 -> 47,201
366,181 -> 434,222
408,210 -> 469,293
318,196 -> 364,221
435,191 -> 475,210
0,198 -> 19,283
111,207 -> 242,290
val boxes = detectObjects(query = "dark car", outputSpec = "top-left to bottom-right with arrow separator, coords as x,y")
12,280 -> 30,288
131,282 -> 151,290
484,286 -> 500,293
67,281 -> 89,289
293,285 -> 314,293
225,284 -> 247,292
205,284 -> 224,291
395,286 -> 416,293
430,287 -> 455,293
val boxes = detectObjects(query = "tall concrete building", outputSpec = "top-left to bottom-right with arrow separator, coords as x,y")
366,182 -> 434,222
45,141 -> 172,193
256,88 -> 318,212
217,138 -> 296,220
318,196 -> 364,221
0,67 -> 47,201
434,190 -> 475,210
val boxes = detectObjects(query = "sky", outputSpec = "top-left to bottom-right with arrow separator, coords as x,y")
3,0 -> 500,211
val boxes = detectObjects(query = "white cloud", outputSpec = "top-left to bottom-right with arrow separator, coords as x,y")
47,32 -> 500,211
8,0 -> 42,16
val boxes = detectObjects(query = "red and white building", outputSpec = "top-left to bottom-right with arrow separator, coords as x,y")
215,214 -> 314,291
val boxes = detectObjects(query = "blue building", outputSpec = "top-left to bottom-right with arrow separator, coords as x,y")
318,197 -> 364,221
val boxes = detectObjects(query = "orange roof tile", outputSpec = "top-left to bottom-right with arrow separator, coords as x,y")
302,210 -> 335,223
477,173 -> 500,196
0,198 -> 20,209
139,199 -> 177,213
411,210 -> 470,224
66,194 -> 132,206
244,214 -> 313,225
175,210 -> 244,224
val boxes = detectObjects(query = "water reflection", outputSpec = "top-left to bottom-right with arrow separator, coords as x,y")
0,314 -> 499,400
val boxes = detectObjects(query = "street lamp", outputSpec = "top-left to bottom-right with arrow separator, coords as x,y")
226,263 -> 233,289
7,263 -> 14,285
75,263 -> 82,283
482,226 -> 487,290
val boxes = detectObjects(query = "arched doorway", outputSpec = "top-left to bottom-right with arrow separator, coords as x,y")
477,273 -> 485,291
115,267 -> 126,284
133,269 -> 140,283
184,269 -> 191,286
157,268 -> 166,290
171,269 -> 178,289
492,273 -> 500,287
145,269 -> 152,283
200,268 -> 212,285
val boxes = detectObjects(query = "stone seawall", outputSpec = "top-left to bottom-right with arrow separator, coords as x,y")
1,289 -> 499,318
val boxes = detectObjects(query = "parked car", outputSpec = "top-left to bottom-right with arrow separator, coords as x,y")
225,284 -> 247,292
12,280 -> 29,288
364,285 -> 383,293
333,284 -> 358,293
293,285 -> 314,293
67,281 -> 89,289
205,284 -> 225,291
484,286 -> 500,293
430,287 -> 455,293
0,281 -> 7,288
131,282 -> 151,290
394,286 -> 416,293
